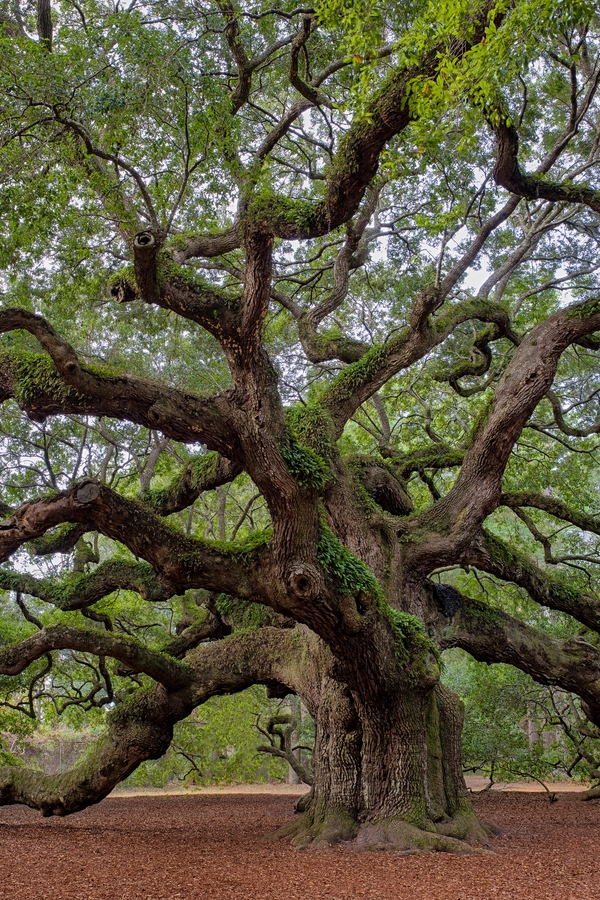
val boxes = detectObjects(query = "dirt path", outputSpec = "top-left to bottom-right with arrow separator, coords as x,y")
0,791 -> 598,900
108,777 -> 590,797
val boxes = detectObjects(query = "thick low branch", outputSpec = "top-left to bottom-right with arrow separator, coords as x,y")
0,625 -> 193,690
0,560 -> 170,611
0,626 -> 313,816
0,480 -> 272,601
424,586 -> 600,727
0,686 -> 187,815
0,309 -> 239,453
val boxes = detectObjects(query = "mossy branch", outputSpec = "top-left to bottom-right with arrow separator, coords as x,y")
0,480 -> 274,604
0,560 -> 169,611
0,309 -> 239,454
142,453 -> 243,515
426,586 -> 600,728
470,528 -> 600,634
0,624 -> 194,690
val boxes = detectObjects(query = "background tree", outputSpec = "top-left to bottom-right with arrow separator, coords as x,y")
0,0 -> 600,851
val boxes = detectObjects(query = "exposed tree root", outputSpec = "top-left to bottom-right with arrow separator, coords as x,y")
271,805 -> 359,849
433,800 -> 492,845
272,802 -> 493,852
353,817 -> 489,854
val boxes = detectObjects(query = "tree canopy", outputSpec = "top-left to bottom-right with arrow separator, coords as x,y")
0,0 -> 600,849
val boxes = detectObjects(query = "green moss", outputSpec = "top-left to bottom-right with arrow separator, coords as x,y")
190,452 -> 220,486
107,265 -> 138,299
320,344 -> 390,407
316,523 -> 436,669
468,395 -> 494,444
156,253 -> 203,292
280,431 -> 328,491
214,594 -> 270,630
245,193 -> 318,233
565,296 -> 600,320
143,486 -> 171,511
181,528 -> 272,570
4,351 -> 84,406
156,254 -> 239,312
285,405 -> 336,461
386,606 -> 439,669
83,361 -> 126,381
317,524 -> 380,596
343,457 -> 380,515
28,523 -> 83,555
466,600 -> 506,627
145,453 -> 224,512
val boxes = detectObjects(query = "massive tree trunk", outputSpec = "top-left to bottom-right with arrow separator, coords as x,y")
278,633 -> 488,851
285,684 -> 488,851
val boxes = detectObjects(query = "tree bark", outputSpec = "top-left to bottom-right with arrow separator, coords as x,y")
279,641 -> 488,851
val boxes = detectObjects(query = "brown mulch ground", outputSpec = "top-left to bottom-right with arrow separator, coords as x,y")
0,791 -> 598,900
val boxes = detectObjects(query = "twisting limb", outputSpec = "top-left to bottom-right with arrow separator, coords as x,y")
0,560 -> 170,611
382,445 -> 465,480
462,529 -> 600,634
256,714 -> 314,785
239,1 -> 500,241
28,524 -> 88,556
500,491 -> 600,536
0,480 -> 274,602
0,625 -> 194,690
163,606 -> 231,659
172,3 -> 499,263
124,232 -> 243,344
320,295 -> 517,436
544,389 -> 600,438
494,121 -> 600,212
289,186 -> 382,364
423,584 -> 600,727
171,225 -> 242,263
0,685 -> 187,815
142,452 -> 243,515
408,301 -> 600,558
0,309 -> 239,452
288,14 -> 330,108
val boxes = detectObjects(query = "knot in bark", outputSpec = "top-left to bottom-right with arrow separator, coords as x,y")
287,561 -> 323,601
134,231 -> 157,251
74,480 -> 101,505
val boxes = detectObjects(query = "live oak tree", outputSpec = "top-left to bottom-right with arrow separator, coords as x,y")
1,0 -> 600,851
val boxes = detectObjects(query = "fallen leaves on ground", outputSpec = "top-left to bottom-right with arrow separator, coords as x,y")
0,791 -> 598,900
